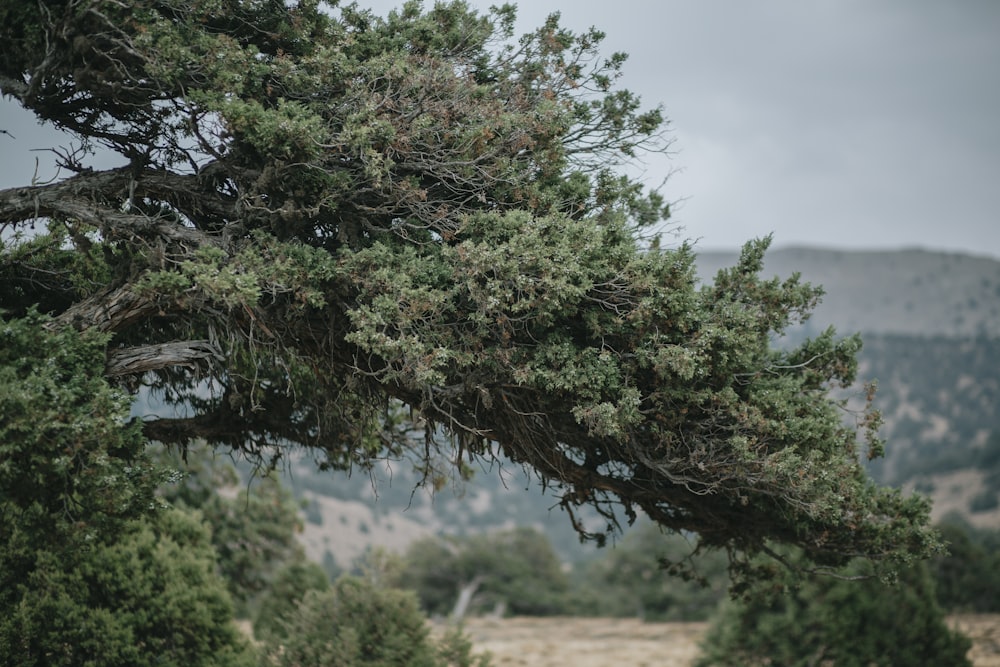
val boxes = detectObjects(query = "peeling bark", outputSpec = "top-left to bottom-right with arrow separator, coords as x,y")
49,284 -> 160,333
106,340 -> 223,376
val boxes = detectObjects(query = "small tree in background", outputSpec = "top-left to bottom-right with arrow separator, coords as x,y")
577,520 -> 729,621
253,560 -> 331,643
396,527 -> 570,618
695,555 -> 971,667
198,476 -> 306,617
259,575 -> 490,667
157,445 -> 308,617
931,517 -> 1000,613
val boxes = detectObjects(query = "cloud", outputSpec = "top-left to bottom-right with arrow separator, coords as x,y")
2,0 -> 998,256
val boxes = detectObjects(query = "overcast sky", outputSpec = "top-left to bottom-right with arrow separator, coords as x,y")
2,1 -> 998,257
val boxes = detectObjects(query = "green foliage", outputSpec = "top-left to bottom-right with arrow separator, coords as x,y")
396,527 -> 571,617
0,220 -> 115,316
157,447 -> 307,616
0,314 -> 255,665
434,625 -> 494,667
695,555 -> 971,667
259,575 -> 490,667
396,538 -> 462,616
0,311 -> 163,541
931,517 -> 1000,613
0,0 -> 939,585
253,560 -> 331,643
199,477 -> 306,616
0,508 -> 257,667
576,521 -> 728,621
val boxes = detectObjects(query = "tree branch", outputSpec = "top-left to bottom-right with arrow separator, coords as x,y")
106,340 -> 223,377
0,166 -> 232,245
47,283 -> 159,333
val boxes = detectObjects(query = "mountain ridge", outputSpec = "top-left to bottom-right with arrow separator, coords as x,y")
694,246 -> 1000,338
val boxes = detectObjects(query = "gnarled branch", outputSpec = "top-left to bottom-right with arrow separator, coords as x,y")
106,340 -> 223,377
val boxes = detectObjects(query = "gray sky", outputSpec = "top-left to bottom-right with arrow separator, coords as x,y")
2,1 -> 998,257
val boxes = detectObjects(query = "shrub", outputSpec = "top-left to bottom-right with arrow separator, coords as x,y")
0,509 -> 257,667
253,560 -> 330,642
932,519 -> 1000,613
575,521 -> 729,621
397,528 -> 570,618
259,576 -> 490,667
695,556 -> 971,667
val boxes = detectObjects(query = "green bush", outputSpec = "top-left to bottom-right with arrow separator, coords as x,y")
932,518 -> 1000,613
0,313 -> 255,666
0,509 -> 257,667
0,311 -> 162,540
575,521 -> 729,621
258,576 -> 490,667
156,447 -> 307,617
695,556 -> 971,667
397,527 -> 570,618
253,560 -> 330,642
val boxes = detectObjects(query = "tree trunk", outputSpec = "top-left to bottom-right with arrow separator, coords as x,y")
450,575 -> 485,622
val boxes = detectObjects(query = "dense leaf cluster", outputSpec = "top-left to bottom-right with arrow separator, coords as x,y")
0,316 -> 254,666
0,0 -> 937,580
260,575 -> 490,667
695,553 -> 972,667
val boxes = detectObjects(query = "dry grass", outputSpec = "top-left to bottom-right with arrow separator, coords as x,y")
950,615 -> 1000,667
451,616 -> 706,667
441,614 -> 1000,667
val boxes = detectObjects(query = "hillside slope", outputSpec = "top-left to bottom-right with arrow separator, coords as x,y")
695,246 -> 1000,337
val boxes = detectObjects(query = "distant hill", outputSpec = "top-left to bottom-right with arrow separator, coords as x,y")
695,246 -> 1000,338
284,453 -> 609,570
259,246 -> 1000,568
856,335 -> 1000,527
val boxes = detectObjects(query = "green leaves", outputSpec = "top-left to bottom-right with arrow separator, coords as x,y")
137,234 -> 337,312
696,552 -> 972,667
222,98 -> 330,162
0,312 -> 161,539
259,575 -> 489,667
339,214 -> 938,574
0,509 -> 257,667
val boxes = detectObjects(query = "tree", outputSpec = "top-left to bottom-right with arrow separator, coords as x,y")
156,446 -> 310,616
253,559 -> 331,643
930,517 -> 1000,613
0,0 -> 938,582
258,575 -> 491,667
0,310 -> 162,543
397,527 -> 571,618
577,520 -> 729,621
0,506 -> 257,667
694,554 -> 971,667
0,316 -> 255,665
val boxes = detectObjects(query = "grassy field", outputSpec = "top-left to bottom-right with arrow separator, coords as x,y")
446,615 -> 1000,667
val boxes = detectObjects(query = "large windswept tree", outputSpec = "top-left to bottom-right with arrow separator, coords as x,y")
0,0 -> 937,581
